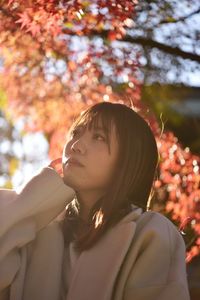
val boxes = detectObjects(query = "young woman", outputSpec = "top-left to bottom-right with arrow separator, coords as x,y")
0,102 -> 190,300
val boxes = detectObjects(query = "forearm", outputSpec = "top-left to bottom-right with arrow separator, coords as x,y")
0,167 -> 75,237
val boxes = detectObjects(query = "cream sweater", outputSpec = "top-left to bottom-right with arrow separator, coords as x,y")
0,167 -> 190,300
61,242 -> 81,299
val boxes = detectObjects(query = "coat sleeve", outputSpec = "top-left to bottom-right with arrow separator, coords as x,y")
0,167 -> 75,292
123,212 -> 190,300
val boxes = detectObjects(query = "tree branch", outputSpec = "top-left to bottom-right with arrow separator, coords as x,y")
134,4 -> 200,26
1,5 -> 200,64
123,35 -> 200,63
90,30 -> 200,63
159,7 -> 200,25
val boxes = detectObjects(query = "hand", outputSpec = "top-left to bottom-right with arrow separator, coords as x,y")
48,157 -> 63,177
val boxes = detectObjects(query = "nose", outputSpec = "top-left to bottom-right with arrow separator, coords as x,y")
63,130 -> 88,161
71,137 -> 86,154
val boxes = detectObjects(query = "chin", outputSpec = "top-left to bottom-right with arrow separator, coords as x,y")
63,176 -> 81,191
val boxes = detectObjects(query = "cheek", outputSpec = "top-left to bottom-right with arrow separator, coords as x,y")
88,155 -> 117,183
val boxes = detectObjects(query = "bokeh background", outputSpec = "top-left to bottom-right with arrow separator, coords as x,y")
0,1 -> 200,298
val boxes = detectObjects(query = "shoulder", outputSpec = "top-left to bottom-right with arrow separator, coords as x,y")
135,211 -> 185,253
0,189 -> 17,204
137,210 -> 179,232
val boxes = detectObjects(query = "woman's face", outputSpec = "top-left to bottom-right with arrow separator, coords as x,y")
62,120 -> 119,195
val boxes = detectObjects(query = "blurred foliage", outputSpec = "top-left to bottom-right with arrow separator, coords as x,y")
0,109 -> 19,188
133,0 -> 200,85
142,84 -> 200,155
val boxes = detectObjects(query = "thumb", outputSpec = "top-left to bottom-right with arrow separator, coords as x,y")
48,158 -> 63,176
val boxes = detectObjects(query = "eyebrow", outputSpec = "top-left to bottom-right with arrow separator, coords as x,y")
86,124 -> 111,152
93,126 -> 105,131
92,126 -> 110,137
76,123 -> 109,137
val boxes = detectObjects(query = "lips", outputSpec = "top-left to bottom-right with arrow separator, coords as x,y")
65,157 -> 84,167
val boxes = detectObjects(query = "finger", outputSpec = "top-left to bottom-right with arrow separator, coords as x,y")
49,157 -> 62,168
57,168 -> 63,176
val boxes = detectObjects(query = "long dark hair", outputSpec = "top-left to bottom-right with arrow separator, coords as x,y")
63,102 -> 158,251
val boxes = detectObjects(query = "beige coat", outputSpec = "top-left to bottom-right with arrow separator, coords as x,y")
0,168 -> 190,300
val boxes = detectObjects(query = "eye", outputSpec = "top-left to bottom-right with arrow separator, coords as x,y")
93,133 -> 106,142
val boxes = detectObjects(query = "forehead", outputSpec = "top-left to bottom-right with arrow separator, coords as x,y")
70,111 -> 118,151
72,110 -> 114,135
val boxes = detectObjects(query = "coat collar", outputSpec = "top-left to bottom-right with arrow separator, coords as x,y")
66,207 -> 142,300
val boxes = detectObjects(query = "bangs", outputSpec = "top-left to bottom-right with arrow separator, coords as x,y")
69,107 -> 116,151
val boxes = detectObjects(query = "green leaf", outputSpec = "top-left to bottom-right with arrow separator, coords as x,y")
64,22 -> 74,29
165,17 -> 176,23
0,88 -> 7,110
9,158 -> 19,176
3,180 -> 13,189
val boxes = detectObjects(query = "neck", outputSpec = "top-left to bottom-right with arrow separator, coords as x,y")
76,190 -> 104,222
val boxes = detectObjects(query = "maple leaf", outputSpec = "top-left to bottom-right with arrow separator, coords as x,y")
26,21 -> 41,37
7,0 -> 15,6
16,11 -> 31,29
